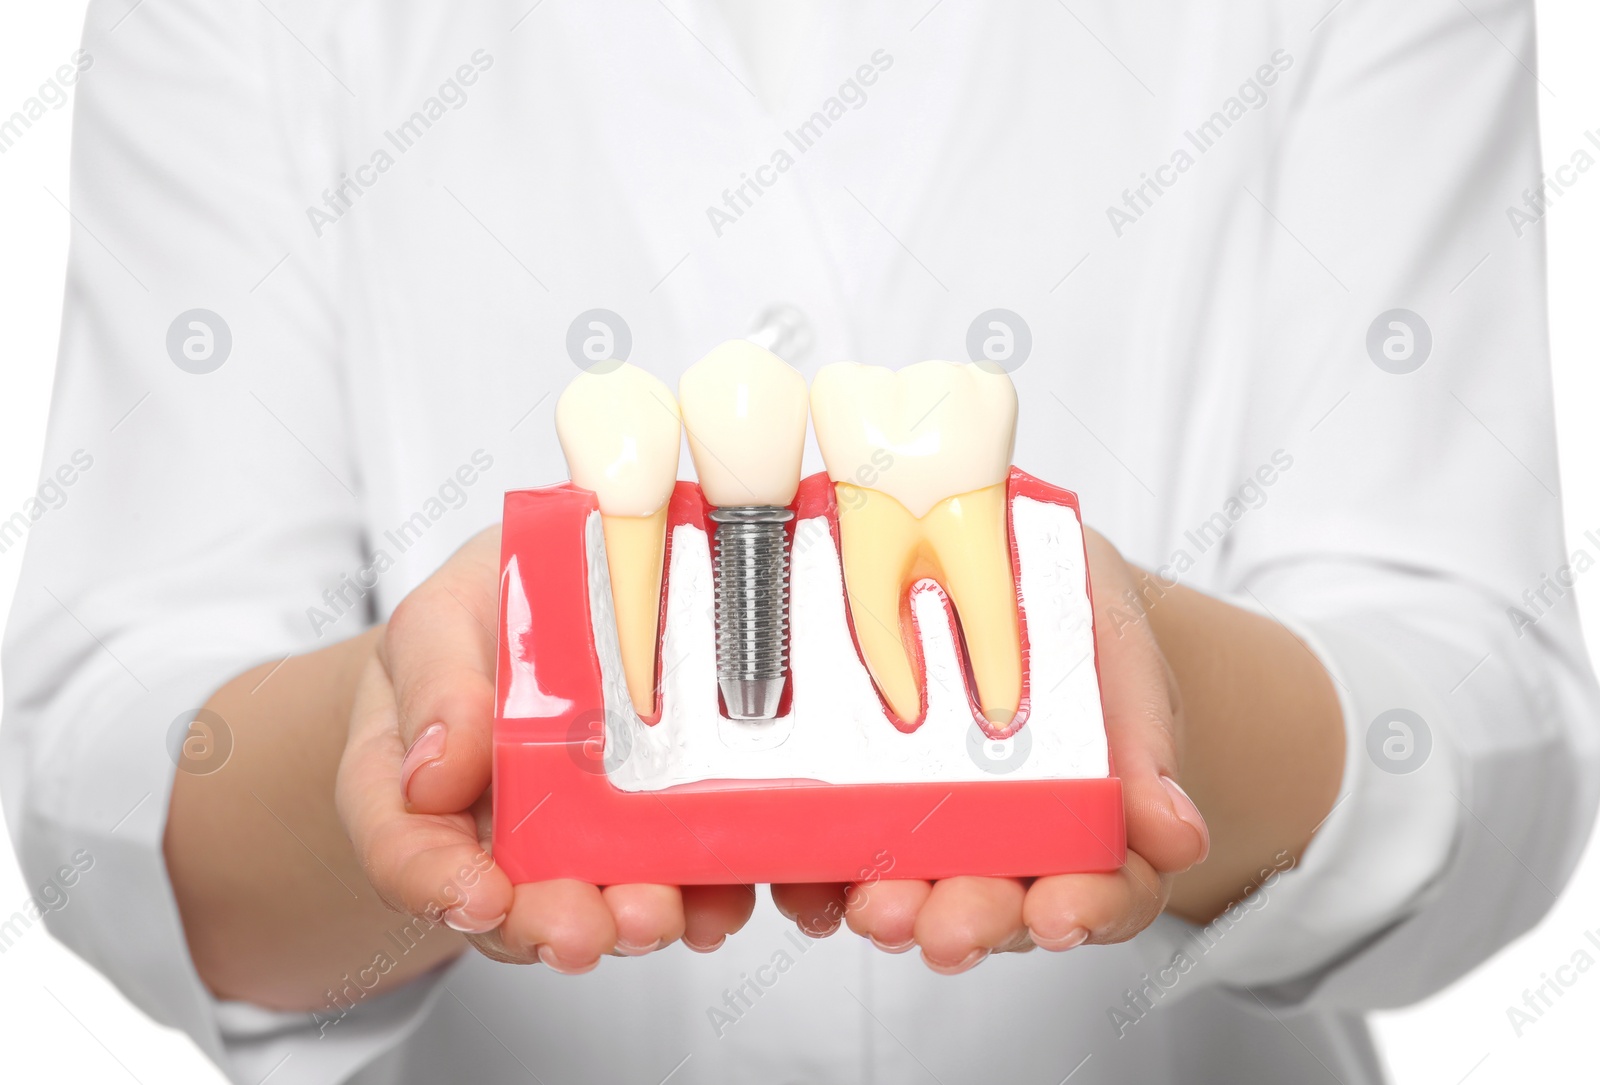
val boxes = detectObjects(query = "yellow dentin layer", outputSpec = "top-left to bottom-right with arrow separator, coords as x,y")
600,508 -> 669,717
833,482 -> 1022,725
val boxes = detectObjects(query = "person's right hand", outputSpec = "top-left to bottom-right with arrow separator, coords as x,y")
335,526 -> 756,973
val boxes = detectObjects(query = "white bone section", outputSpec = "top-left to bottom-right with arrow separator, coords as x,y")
585,497 -> 1108,789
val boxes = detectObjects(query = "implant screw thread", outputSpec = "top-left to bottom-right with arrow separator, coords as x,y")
709,506 -> 794,720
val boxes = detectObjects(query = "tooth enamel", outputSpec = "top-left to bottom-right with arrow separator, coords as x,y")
810,360 -> 1022,725
679,339 -> 809,507
556,362 -> 681,716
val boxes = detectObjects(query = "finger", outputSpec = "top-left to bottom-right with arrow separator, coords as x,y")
337,657 -> 512,934
840,880 -> 931,953
913,876 -> 1029,974
1024,852 -> 1169,949
498,879 -> 617,974
382,527 -> 502,813
770,883 -> 849,936
1107,651 -> 1207,875
679,884 -> 757,952
1086,535 -> 1208,874
602,884 -> 685,955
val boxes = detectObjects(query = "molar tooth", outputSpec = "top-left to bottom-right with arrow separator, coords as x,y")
810,361 -> 1021,725
556,362 -> 681,717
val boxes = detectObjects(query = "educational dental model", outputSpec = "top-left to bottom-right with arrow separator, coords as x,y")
491,341 -> 1125,885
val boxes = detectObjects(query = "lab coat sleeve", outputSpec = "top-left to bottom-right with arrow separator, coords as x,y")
1137,0 -> 1600,1006
0,2 -> 443,1081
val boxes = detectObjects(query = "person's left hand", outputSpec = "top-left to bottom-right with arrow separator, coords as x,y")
770,526 -> 1210,972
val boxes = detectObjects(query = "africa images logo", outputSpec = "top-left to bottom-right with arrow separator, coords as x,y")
304,50 -> 495,237
705,50 -> 893,237
1104,49 -> 1293,238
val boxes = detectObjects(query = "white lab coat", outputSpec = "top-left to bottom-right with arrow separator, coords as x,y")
4,1 -> 1597,1082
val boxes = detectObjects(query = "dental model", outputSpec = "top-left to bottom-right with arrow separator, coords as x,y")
679,341 -> 809,720
497,356 -> 1123,885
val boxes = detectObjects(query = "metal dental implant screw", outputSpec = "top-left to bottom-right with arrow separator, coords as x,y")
709,506 -> 794,720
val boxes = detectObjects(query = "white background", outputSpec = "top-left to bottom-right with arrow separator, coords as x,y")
0,4 -> 1595,1082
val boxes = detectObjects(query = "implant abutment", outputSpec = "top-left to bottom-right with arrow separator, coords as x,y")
708,505 -> 794,721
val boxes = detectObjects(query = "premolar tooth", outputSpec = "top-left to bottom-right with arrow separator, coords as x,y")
810,360 -> 1021,725
556,362 -> 682,717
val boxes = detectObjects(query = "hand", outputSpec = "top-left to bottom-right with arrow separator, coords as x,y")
771,526 -> 1211,972
334,526 -> 756,973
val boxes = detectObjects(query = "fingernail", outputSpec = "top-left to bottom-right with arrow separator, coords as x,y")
800,919 -> 840,938
400,723 -> 447,804
923,948 -> 989,975
443,906 -> 505,935
1160,775 -> 1211,865
869,935 -> 915,954
615,938 -> 665,957
536,944 -> 599,975
683,934 -> 726,953
1029,926 -> 1088,952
